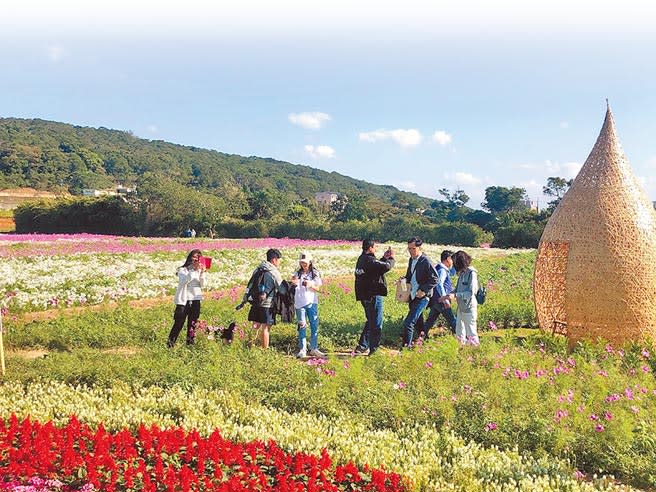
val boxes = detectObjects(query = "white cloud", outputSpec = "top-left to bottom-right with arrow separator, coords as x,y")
560,121 -> 569,129
396,180 -> 416,191
304,144 -> 335,159
358,128 -> 423,148
544,160 -> 582,179
288,112 -> 331,130
443,171 -> 481,187
432,130 -> 452,146
46,44 -> 65,63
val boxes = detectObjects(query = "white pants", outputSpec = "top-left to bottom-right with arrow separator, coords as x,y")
455,310 -> 479,345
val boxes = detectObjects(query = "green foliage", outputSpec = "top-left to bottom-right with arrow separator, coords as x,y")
3,249 -> 656,488
0,117 -> 430,211
482,186 -> 529,214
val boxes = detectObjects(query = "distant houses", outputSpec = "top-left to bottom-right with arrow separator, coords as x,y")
315,191 -> 339,206
82,185 -> 136,197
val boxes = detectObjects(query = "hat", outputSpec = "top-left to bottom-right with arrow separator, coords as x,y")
299,251 -> 313,263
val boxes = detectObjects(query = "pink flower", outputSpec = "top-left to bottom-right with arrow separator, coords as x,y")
597,370 -> 608,377
342,361 -> 350,369
589,414 -> 599,421
595,424 -> 605,432
630,405 -> 640,414
641,348 -> 650,359
624,387 -> 634,400
484,422 -> 498,432
514,369 -> 529,380
394,381 -> 407,390
642,365 -> 651,373
488,321 -> 498,331
535,369 -> 546,378
566,357 -> 576,367
554,409 -> 569,423
605,343 -> 614,354
573,470 -> 586,480
424,361 -> 433,368
605,393 -> 621,403
604,411 -> 613,421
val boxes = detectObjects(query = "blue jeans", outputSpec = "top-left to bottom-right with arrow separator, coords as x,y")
424,301 -> 457,336
296,303 -> 319,350
403,296 -> 430,346
358,296 -> 384,353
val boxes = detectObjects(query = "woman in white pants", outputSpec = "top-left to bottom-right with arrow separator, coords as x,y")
449,250 -> 480,345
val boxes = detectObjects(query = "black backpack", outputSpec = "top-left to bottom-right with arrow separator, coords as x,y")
246,268 -> 271,306
475,275 -> 487,305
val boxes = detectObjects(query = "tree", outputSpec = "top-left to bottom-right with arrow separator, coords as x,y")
543,176 -> 573,212
481,186 -> 528,214
438,188 -> 469,208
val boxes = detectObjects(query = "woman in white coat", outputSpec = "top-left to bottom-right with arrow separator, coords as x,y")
167,249 -> 207,347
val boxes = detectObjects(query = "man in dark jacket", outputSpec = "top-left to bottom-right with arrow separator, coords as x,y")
402,237 -> 438,348
354,239 -> 395,355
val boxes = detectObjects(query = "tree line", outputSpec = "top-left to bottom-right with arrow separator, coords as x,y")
2,117 -> 571,247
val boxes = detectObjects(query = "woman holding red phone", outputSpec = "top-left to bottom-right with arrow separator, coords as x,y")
167,249 -> 207,347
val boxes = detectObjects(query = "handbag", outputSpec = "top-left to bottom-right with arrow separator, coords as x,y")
395,277 -> 410,303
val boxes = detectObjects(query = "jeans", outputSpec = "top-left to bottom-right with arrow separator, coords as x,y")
296,303 -> 319,350
358,296 -> 384,353
403,296 -> 430,346
424,301 -> 457,337
168,300 -> 201,347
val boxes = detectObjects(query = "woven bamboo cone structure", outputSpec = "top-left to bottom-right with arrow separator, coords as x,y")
534,104 -> 656,346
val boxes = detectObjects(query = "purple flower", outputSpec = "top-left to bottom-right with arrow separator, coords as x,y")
595,423 -> 605,432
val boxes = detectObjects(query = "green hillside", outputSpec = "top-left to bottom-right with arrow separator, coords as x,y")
0,117 -> 430,208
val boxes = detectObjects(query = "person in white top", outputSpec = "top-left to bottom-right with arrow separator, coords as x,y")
167,249 -> 207,347
291,252 -> 324,358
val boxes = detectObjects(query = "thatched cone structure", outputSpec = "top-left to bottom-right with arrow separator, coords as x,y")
534,104 -> 656,346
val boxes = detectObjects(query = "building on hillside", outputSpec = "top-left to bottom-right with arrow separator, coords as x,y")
82,185 -> 136,197
521,198 -> 539,211
315,191 -> 339,206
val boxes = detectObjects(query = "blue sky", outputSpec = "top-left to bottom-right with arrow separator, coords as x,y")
2,1 -> 656,208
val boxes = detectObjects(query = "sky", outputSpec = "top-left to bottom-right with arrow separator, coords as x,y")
2,0 -> 656,209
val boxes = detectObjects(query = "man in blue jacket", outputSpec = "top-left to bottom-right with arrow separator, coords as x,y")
354,239 -> 395,355
402,237 -> 438,348
424,249 -> 457,337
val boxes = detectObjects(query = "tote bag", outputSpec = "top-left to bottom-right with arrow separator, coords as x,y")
395,277 -> 411,303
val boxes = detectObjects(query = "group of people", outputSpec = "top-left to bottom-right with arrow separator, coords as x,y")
166,238 -> 481,353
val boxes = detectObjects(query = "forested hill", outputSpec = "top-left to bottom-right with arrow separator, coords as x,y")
0,117 -> 430,208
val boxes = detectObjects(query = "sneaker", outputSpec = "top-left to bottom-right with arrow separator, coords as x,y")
354,346 -> 369,355
296,349 -> 307,358
309,348 -> 326,358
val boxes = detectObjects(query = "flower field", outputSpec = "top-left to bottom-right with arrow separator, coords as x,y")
1,234 -> 654,491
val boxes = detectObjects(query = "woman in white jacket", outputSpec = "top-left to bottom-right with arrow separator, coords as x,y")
167,249 -> 207,347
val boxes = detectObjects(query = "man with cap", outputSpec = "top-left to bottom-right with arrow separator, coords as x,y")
354,239 -> 395,355
423,249 -> 457,338
291,251 -> 324,358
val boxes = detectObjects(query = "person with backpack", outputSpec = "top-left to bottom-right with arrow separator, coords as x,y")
423,250 -> 457,338
291,252 -> 324,358
448,250 -> 480,345
242,248 -> 287,349
167,249 -> 207,347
